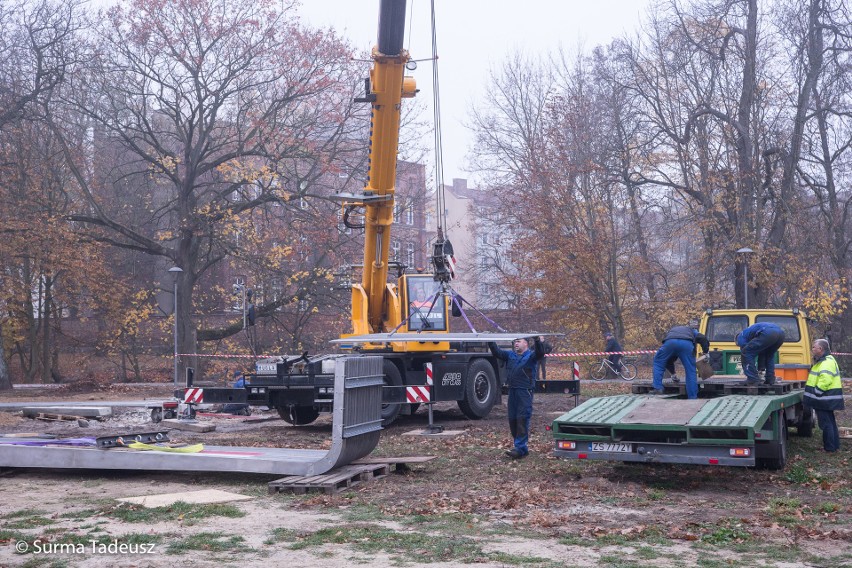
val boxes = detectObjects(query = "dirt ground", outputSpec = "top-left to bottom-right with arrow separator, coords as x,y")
0,379 -> 851,568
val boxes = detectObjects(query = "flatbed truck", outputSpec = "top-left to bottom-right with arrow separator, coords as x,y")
551,379 -> 814,470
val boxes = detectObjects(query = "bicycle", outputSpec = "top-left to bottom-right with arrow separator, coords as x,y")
589,357 -> 637,381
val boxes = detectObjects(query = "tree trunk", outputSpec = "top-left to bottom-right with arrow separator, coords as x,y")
0,323 -> 11,391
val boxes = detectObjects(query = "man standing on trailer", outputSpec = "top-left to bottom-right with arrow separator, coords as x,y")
650,325 -> 710,399
489,336 -> 545,459
804,339 -> 844,452
736,322 -> 785,386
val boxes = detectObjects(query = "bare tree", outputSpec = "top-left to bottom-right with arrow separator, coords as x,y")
48,0 -> 365,372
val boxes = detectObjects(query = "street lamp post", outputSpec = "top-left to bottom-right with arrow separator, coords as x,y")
168,266 -> 183,390
736,248 -> 754,309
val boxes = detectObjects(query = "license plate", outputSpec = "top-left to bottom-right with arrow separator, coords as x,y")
590,442 -> 632,453
729,355 -> 741,363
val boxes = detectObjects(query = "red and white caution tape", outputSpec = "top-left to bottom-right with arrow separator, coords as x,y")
177,353 -> 270,359
547,350 -> 657,358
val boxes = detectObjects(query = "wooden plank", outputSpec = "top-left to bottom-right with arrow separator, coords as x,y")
351,455 -> 436,465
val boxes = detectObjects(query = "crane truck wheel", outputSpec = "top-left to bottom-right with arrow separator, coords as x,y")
276,405 -> 320,426
381,359 -> 403,426
458,359 -> 497,420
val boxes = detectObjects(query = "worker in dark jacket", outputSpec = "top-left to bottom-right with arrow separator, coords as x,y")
651,325 -> 710,399
488,336 -> 545,459
536,336 -> 554,380
604,332 -> 623,374
736,322 -> 785,385
804,339 -> 844,452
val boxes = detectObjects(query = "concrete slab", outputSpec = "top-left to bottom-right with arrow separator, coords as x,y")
117,489 -> 253,508
21,406 -> 112,418
161,419 -> 216,433
401,428 -> 465,438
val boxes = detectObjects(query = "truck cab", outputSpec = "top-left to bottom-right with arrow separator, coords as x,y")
699,309 -> 811,379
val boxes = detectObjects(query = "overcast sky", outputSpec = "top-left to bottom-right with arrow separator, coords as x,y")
297,0 -> 653,188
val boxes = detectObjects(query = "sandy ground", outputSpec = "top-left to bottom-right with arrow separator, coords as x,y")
0,381 -> 850,567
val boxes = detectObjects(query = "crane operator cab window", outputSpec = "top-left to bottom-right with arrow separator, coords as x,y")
404,275 -> 448,331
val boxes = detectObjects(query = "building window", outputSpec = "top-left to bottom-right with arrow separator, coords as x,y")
393,204 -> 401,223
299,197 -> 308,209
406,242 -> 415,266
391,240 -> 400,261
406,207 -> 414,225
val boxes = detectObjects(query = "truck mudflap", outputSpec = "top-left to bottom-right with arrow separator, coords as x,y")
554,441 -> 756,467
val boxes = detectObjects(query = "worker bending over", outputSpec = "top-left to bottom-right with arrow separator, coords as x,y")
736,322 -> 785,386
651,325 -> 710,399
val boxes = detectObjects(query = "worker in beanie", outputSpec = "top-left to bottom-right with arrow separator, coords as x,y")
488,336 -> 545,459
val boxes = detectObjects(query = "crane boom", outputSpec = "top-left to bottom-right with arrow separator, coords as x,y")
350,0 -> 416,335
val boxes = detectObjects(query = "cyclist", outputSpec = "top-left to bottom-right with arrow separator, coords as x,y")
604,332 -> 623,375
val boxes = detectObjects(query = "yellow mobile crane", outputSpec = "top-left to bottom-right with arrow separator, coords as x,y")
250,0 -> 510,426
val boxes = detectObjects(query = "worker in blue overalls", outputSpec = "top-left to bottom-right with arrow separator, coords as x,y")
736,322 -> 785,386
489,336 -> 545,459
651,325 -> 710,399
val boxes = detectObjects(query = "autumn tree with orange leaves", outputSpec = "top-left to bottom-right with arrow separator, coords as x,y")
47,0 -> 367,375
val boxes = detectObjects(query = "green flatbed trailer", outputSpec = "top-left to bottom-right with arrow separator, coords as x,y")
551,379 -> 814,470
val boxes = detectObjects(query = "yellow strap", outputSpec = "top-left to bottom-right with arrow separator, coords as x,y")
127,441 -> 204,453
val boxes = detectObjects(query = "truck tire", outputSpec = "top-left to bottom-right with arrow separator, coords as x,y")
276,405 -> 320,426
458,359 -> 497,420
381,359 -> 403,426
757,419 -> 787,470
796,408 -> 815,437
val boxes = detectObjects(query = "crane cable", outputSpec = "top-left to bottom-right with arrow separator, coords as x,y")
429,0 -> 447,240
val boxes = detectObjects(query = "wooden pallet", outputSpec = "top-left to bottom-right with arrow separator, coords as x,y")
267,456 -> 436,495
632,380 -> 804,396
268,463 -> 391,495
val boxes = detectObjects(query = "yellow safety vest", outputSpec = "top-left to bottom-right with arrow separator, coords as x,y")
804,355 -> 844,411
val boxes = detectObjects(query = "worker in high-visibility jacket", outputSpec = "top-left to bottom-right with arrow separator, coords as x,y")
804,339 -> 845,452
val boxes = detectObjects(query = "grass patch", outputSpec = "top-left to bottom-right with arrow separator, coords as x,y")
699,519 -> 751,545
646,489 -> 665,501
784,462 -> 821,484
595,527 -> 669,546
817,502 -> 841,514
288,522 -> 510,564
104,501 -> 245,525
20,558 -> 71,568
58,508 -> 101,520
265,527 -> 298,545
338,503 -> 385,523
5,516 -> 56,529
166,531 -> 249,554
4,509 -> 48,519
767,497 -> 805,528
598,556 -> 644,568
0,528 -> 30,542
487,551 -> 557,566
